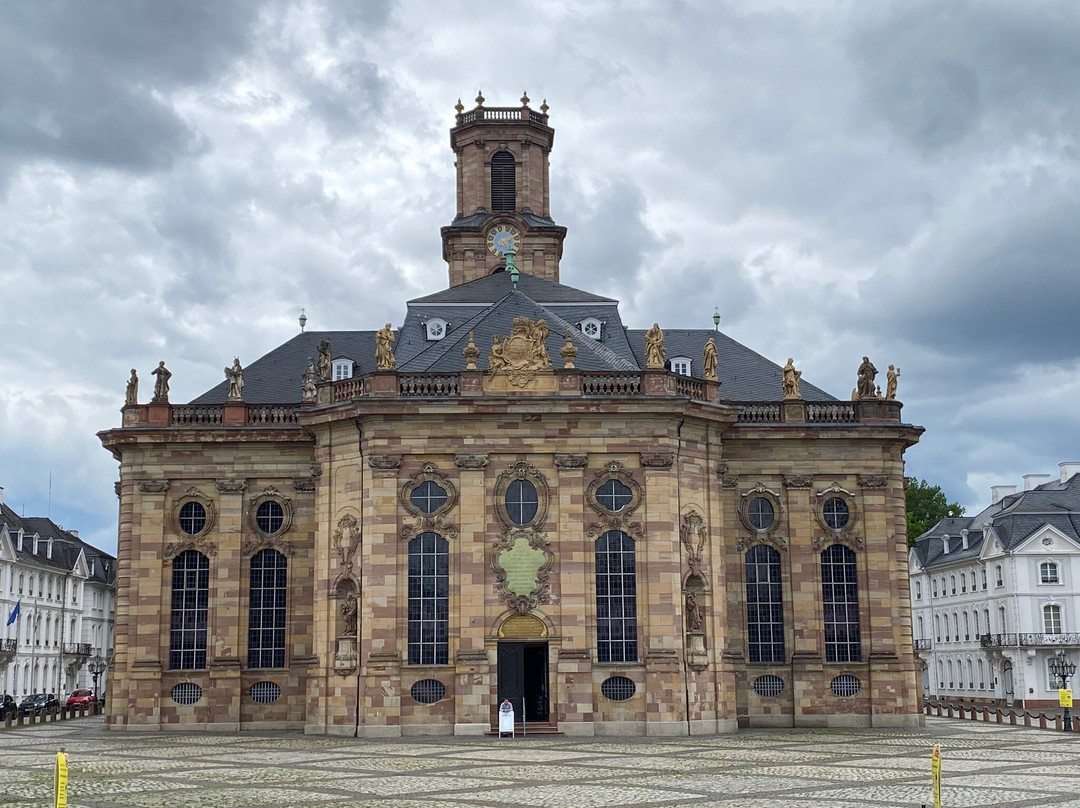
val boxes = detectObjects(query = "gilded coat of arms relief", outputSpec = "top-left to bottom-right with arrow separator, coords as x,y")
487,317 -> 552,387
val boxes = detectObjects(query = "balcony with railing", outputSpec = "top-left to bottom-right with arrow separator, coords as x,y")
913,638 -> 932,651
980,633 -> 1080,648
62,643 -> 92,657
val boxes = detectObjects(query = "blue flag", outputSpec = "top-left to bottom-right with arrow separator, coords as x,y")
6,601 -> 20,626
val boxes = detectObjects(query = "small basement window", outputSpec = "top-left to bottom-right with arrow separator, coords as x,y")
669,357 -> 691,376
426,318 -> 448,341
332,358 -> 353,381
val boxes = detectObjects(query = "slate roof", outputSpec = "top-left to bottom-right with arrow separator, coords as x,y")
912,472 -> 1080,568
192,270 -> 838,404
0,502 -> 116,585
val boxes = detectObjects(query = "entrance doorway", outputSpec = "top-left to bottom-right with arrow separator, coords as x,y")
497,642 -> 549,722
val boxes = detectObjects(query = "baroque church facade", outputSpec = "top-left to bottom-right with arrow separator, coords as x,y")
99,97 -> 924,736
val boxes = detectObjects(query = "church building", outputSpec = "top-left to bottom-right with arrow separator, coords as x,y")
99,96 -> 924,736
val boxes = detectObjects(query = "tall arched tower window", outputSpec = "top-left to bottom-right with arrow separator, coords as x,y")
169,550 -> 210,670
490,150 -> 516,212
248,549 -> 288,669
407,532 -> 449,665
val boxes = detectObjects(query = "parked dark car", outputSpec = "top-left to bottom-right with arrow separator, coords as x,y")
66,689 -> 95,709
18,693 -> 60,717
0,694 -> 16,720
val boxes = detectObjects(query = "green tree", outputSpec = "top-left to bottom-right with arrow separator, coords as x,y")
906,479 -> 965,545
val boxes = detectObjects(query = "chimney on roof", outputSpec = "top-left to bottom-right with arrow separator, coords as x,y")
991,484 -> 1017,504
1060,462 -> 1080,484
942,534 -> 950,554
1024,473 -> 1052,491
961,529 -> 969,550
69,529 -> 78,538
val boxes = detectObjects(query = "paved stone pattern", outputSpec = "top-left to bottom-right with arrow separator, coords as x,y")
1,717 -> 1078,808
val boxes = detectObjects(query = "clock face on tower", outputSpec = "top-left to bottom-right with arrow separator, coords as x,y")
486,225 -> 521,256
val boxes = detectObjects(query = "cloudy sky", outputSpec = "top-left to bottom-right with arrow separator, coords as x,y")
2,0 -> 1078,554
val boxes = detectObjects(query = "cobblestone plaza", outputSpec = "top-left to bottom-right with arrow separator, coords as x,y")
2,717 -> 1078,807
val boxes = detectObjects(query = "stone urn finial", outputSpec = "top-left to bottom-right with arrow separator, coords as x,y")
560,332 -> 578,369
521,90 -> 530,106
462,331 -> 480,371
454,98 -> 464,114
475,90 -> 485,107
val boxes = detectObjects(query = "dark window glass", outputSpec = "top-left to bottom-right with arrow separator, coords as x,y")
596,480 -> 633,514
409,481 -> 448,515
248,549 -> 287,669
821,544 -> 861,662
745,544 -> 785,663
747,497 -> 774,531
169,550 -> 209,670
595,530 -> 637,663
822,497 -> 849,530
408,533 -> 449,665
504,480 -> 538,525
178,502 -> 207,536
491,150 -> 516,212
255,500 -> 284,535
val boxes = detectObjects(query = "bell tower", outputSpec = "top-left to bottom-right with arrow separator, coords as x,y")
441,93 -> 567,287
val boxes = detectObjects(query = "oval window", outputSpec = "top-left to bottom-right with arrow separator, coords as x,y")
830,675 -> 861,697
409,481 -> 448,515
504,479 -> 539,525
600,675 -> 636,702
823,497 -> 849,530
255,501 -> 284,535
747,497 -> 774,531
249,681 -> 281,704
753,675 -> 784,698
410,679 -> 446,704
178,502 -> 207,536
171,683 -> 203,705
596,480 -> 633,513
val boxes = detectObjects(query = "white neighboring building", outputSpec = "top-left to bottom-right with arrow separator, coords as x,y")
0,486 -> 116,699
910,463 -> 1080,708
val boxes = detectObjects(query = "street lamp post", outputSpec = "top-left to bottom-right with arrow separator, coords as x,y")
1048,649 -> 1076,732
87,656 -> 107,714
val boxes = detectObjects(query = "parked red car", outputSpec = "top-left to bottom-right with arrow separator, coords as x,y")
66,689 -> 95,709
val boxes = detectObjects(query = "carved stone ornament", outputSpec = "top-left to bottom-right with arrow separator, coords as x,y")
680,510 -> 709,583
293,478 -> 316,492
585,461 -> 644,540
491,528 -> 554,614
368,455 -> 402,470
812,533 -> 864,552
813,482 -> 861,549
640,453 -> 674,469
170,487 -> 215,540
857,474 -> 889,488
722,475 -> 739,489
735,533 -> 789,552
310,462 -> 323,479
242,535 -> 297,558
248,487 -> 293,537
493,461 -> 550,530
553,453 -> 588,469
487,317 -> 552,387
782,474 -> 813,489
216,480 -> 247,494
399,464 -> 459,541
138,480 -> 170,494
454,453 -> 489,470
163,540 -> 217,565
333,513 -> 362,573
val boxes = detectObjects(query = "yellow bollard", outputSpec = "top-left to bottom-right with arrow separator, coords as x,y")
54,748 -> 68,808
931,744 -> 941,808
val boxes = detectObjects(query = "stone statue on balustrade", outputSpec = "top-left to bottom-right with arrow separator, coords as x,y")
782,358 -> 802,400
317,340 -> 332,381
856,356 -> 878,399
125,369 -> 139,406
703,339 -> 718,382
151,361 -> 171,404
645,323 -> 666,369
301,358 -> 318,403
225,357 -> 244,401
375,323 -> 396,371
886,364 -> 900,401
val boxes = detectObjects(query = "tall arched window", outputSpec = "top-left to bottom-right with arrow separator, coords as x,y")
821,544 -> 861,662
490,150 -> 516,212
595,530 -> 638,663
169,550 -> 210,670
963,612 -> 970,641
745,545 -> 784,663
408,532 -> 449,665
248,549 -> 288,669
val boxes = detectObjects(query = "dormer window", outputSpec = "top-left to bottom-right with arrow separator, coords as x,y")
669,357 -> 692,376
426,318 -> 449,341
332,358 -> 353,381
579,318 -> 602,339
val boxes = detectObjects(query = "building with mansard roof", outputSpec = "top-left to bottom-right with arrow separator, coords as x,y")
0,486 -> 116,700
910,463 -> 1080,709
99,98 -> 923,736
